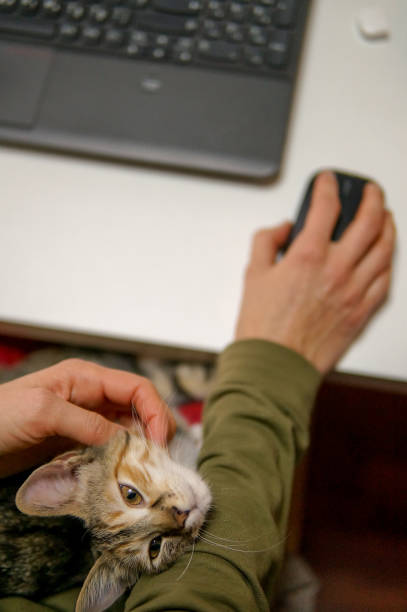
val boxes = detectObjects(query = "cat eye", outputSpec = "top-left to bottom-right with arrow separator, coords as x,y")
119,484 -> 143,506
149,536 -> 162,560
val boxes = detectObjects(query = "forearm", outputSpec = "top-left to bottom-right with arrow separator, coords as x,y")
125,339 -> 321,611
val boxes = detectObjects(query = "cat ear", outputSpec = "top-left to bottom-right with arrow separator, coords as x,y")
15,449 -> 89,517
76,553 -> 130,612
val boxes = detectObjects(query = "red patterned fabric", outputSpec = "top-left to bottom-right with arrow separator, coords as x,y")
0,344 -> 27,367
178,401 -> 203,425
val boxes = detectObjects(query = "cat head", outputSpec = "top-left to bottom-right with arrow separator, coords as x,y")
15,429 -> 212,612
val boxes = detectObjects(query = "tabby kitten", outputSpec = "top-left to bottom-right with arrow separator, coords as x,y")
7,428 -> 211,612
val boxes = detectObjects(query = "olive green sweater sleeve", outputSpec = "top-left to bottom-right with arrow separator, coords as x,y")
124,339 -> 321,612
0,340 -> 321,612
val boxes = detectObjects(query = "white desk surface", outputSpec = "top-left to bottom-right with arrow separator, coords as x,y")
1,0 -> 406,381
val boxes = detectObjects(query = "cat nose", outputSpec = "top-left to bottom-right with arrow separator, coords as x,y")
172,506 -> 190,528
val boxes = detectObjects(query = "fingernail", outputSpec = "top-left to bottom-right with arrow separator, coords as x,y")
365,181 -> 384,197
321,170 -> 336,180
320,170 -> 338,186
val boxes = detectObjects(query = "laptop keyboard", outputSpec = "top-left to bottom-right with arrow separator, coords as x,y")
0,0 -> 304,75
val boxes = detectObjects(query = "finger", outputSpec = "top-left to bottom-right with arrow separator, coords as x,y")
249,222 -> 293,268
353,268 -> 392,332
38,395 -> 124,446
132,390 -> 176,445
339,182 -> 386,267
300,171 -> 341,249
350,211 -> 395,295
31,360 -> 176,445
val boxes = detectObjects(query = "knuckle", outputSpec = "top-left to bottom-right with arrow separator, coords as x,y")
322,257 -> 350,294
27,387 -> 54,423
344,308 -> 364,331
143,377 -> 157,396
341,287 -> 361,310
377,272 -> 392,299
57,357 -> 88,372
379,240 -> 394,266
365,207 -> 384,238
295,242 -> 324,266
342,299 -> 367,331
134,376 -> 157,402
252,228 -> 269,244
86,412 -> 109,440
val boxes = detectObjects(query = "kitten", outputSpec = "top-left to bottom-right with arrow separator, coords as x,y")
1,428 -> 211,612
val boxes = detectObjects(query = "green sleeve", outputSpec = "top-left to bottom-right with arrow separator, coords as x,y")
0,339 -> 320,612
124,339 -> 321,612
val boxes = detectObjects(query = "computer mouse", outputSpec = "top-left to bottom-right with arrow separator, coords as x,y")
284,170 -> 371,250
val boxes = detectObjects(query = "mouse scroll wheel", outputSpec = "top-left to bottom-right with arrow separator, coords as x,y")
341,178 -> 353,197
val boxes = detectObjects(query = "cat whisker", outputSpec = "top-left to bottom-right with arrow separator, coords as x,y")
175,540 -> 195,582
201,528 -> 272,544
130,400 -> 150,450
199,534 -> 287,554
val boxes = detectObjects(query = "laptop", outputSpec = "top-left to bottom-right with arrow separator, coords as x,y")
0,0 -> 311,179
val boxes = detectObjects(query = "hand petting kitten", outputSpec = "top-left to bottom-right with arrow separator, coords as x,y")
0,358 -> 176,478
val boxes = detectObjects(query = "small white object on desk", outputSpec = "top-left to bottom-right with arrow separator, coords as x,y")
357,5 -> 390,40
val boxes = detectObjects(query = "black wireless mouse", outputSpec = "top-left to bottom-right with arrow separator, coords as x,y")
284,170 -> 371,249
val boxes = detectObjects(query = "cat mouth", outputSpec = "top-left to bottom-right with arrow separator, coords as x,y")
184,507 -> 204,535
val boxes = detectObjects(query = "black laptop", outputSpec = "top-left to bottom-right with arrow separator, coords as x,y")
0,0 -> 311,178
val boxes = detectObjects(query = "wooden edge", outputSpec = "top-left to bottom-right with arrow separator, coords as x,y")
0,320 -> 217,364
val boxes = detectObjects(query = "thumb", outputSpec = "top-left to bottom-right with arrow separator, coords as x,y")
250,222 -> 293,267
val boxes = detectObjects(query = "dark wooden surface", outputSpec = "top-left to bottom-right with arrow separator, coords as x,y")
302,373 -> 407,611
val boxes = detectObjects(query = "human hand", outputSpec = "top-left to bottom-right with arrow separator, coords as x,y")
0,358 -> 176,477
235,171 -> 396,374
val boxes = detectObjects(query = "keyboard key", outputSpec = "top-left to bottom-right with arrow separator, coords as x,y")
111,6 -> 131,25
152,0 -> 202,15
155,33 -> 169,45
66,2 -> 86,20
267,28 -> 290,65
206,0 -> 226,20
0,0 -> 17,13
225,21 -> 244,42
274,0 -> 298,27
129,29 -> 149,45
42,0 -> 62,17
105,26 -> 124,45
89,4 -> 109,22
198,39 -> 240,62
59,21 -> 79,38
228,2 -> 248,22
173,38 -> 194,62
82,24 -> 102,43
203,18 -> 222,39
0,14 -> 55,37
245,44 -> 264,66
252,4 -> 272,26
20,0 -> 40,15
175,36 -> 193,49
173,47 -> 193,63
151,45 -> 167,58
248,24 -> 267,45
126,42 -> 143,56
136,11 -> 198,34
